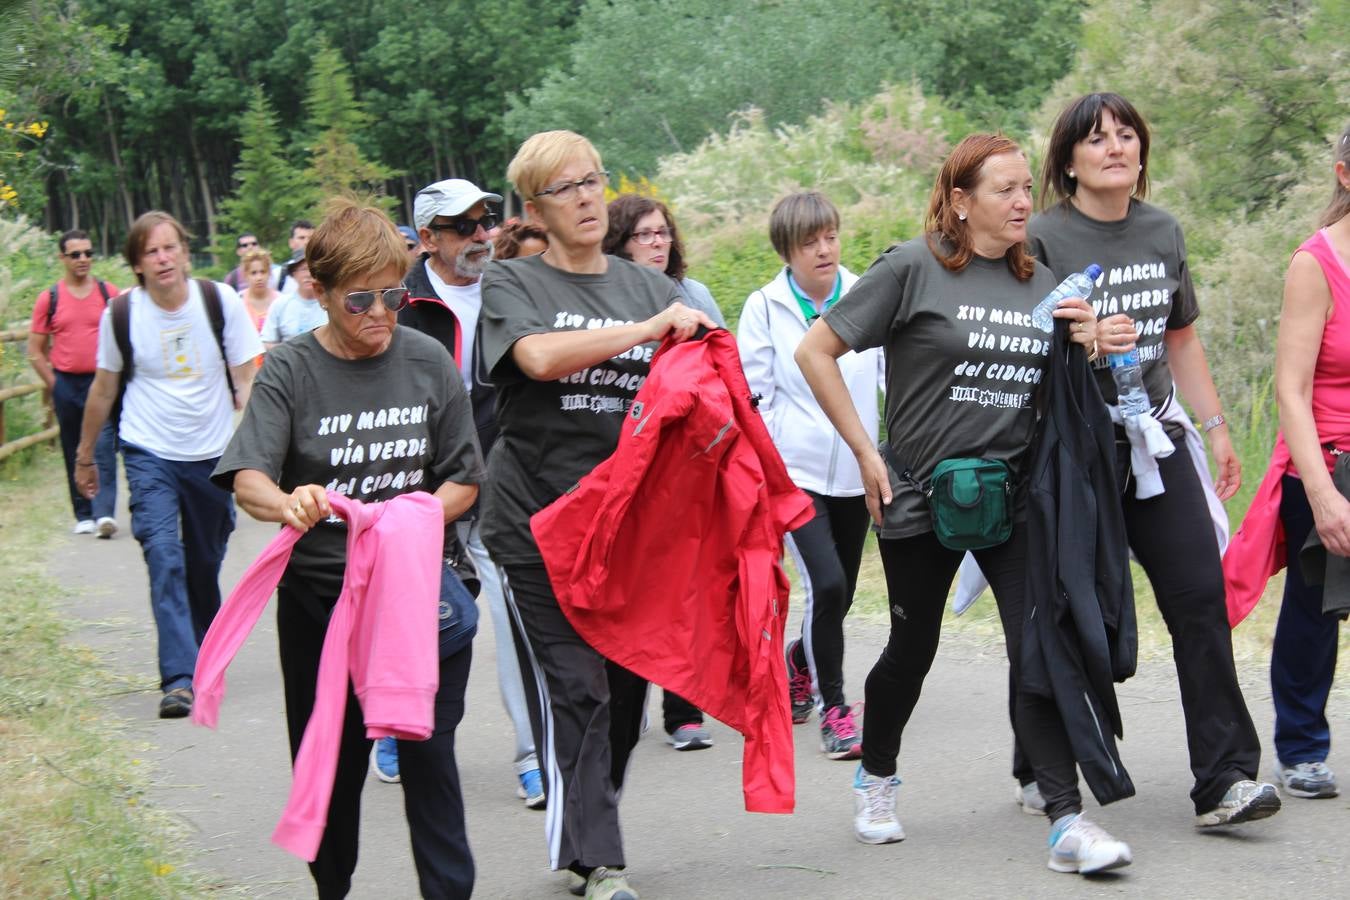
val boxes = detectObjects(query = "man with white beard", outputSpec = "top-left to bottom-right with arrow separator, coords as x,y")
372,179 -> 548,810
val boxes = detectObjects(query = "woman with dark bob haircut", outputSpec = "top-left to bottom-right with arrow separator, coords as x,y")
1024,92 -> 1281,829
603,194 -> 725,327
796,133 -> 1129,875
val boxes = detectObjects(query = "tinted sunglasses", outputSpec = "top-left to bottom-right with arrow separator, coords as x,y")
429,214 -> 498,237
64,250 -> 95,259
343,286 -> 410,315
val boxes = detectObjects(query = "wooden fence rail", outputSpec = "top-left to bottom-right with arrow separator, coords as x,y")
0,328 -> 60,461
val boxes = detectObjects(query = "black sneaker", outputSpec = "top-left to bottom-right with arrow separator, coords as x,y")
785,639 -> 813,724
158,687 -> 193,719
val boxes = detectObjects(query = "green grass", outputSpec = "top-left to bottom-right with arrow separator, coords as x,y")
0,449 -> 209,898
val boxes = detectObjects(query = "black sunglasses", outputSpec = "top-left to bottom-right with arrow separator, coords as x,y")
342,286 -> 410,315
428,214 -> 498,237
64,250 -> 95,259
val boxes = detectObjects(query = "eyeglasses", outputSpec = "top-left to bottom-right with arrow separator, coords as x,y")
237,240 -> 259,249
630,228 -> 673,246
534,171 -> 609,202
429,214 -> 498,237
342,286 -> 410,315
64,250 -> 94,259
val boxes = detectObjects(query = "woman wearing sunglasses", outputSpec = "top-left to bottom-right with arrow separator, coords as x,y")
480,131 -> 715,900
213,199 -> 485,899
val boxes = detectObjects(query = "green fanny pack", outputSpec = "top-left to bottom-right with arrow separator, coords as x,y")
882,444 -> 1013,551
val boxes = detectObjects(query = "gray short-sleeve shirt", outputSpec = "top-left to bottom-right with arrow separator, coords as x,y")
212,328 -> 484,596
1027,200 -> 1199,408
477,254 -> 681,566
824,236 -> 1058,538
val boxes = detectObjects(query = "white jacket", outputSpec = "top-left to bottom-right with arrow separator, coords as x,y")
737,266 -> 883,497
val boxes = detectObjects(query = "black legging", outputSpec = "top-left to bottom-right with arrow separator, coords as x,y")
785,492 -> 870,711
1012,449 -> 1259,813
861,525 -> 1082,821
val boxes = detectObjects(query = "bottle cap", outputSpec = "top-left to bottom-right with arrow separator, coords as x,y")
1085,263 -> 1103,279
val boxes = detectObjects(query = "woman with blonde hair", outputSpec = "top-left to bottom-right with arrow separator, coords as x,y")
479,130 -> 714,900
239,247 -> 280,335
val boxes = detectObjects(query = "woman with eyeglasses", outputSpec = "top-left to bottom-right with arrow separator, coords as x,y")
479,131 -> 715,900
603,194 -> 726,328
736,191 -> 879,762
213,198 -> 485,899
601,194 -> 724,754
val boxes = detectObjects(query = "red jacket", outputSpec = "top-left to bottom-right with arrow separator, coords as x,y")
530,329 -> 814,813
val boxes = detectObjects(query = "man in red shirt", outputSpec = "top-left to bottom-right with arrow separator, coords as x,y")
27,229 -> 120,536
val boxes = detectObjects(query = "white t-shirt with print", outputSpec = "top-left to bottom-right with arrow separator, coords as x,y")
96,280 -> 263,461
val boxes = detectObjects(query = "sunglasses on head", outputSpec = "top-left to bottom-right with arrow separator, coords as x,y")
342,286 -> 410,315
428,214 -> 498,237
64,249 -> 94,259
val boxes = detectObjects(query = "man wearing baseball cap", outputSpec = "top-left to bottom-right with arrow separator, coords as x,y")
372,179 -> 548,811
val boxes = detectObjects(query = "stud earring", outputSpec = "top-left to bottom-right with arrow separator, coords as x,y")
1067,169 -> 1076,179
957,213 -> 967,221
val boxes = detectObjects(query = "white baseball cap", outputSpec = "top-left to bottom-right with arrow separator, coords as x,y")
413,179 -> 503,230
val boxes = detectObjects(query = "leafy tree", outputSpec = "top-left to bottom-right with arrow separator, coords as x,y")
886,0 -> 1090,130
215,85 -> 316,257
506,0 -> 911,175
301,42 -> 396,207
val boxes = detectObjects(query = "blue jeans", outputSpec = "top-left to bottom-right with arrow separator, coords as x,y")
52,370 -> 117,521
122,444 -> 235,691
1273,475 -> 1340,765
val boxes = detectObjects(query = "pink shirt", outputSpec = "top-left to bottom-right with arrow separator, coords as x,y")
192,491 -> 445,861
1224,229 -> 1350,624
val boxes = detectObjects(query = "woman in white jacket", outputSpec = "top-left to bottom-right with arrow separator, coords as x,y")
738,191 -> 883,760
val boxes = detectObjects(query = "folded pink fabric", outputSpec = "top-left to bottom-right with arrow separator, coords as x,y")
192,490 -> 444,860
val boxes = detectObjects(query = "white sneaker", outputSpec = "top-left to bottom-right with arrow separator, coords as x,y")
1195,779 -> 1281,826
852,763 -> 905,844
1275,761 -> 1339,799
1047,813 -> 1132,874
96,516 -> 118,539
1015,780 -> 1046,815
72,519 -> 96,535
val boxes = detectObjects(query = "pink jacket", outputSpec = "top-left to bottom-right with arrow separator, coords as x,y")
192,490 -> 445,860
1224,230 -> 1350,624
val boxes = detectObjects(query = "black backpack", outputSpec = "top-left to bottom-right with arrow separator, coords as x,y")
46,279 -> 112,330
109,279 -> 237,428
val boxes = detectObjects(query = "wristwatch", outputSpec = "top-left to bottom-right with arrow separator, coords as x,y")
1202,413 -> 1226,433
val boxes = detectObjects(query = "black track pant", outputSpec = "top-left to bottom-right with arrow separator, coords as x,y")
277,585 -> 474,899
1013,450 -> 1259,813
784,492 -> 870,712
501,563 -> 648,877
861,526 -> 1083,821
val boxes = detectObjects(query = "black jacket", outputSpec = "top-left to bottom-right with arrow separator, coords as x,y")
400,255 -> 500,455
1021,321 -> 1137,806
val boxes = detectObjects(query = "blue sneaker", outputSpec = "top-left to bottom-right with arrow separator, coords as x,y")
370,736 -> 400,783
517,767 -> 546,809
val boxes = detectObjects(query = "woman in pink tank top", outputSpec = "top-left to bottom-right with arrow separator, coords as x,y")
1242,121 -> 1350,801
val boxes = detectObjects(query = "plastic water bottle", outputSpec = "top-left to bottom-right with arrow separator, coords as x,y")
1109,349 -> 1150,417
1031,263 -> 1103,332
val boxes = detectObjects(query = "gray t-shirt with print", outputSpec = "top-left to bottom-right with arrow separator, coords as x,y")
1027,200 -> 1199,408
212,328 -> 484,596
824,236 -> 1058,538
478,253 -> 681,566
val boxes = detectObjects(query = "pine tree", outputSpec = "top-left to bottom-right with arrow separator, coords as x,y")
301,42 -> 396,209
216,85 -> 316,257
